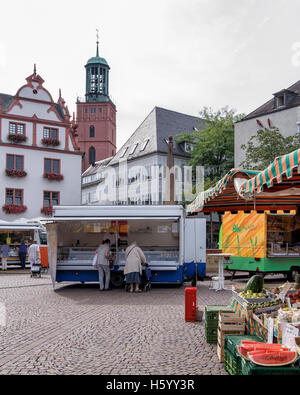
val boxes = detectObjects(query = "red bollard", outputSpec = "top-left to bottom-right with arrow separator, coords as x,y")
185,287 -> 197,322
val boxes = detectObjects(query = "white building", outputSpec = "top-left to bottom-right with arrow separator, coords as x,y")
235,80 -> 300,168
0,67 -> 82,221
82,107 -> 205,205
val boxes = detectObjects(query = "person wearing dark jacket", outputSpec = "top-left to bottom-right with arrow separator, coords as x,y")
18,241 -> 28,270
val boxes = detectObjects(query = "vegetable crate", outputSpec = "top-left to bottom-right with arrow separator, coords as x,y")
205,305 -> 233,345
217,312 -> 245,363
224,334 -> 262,375
240,356 -> 300,376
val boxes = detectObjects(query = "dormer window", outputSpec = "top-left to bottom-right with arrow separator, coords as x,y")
129,143 -> 138,155
140,139 -> 149,152
184,142 -> 194,153
277,95 -> 285,107
120,147 -> 128,158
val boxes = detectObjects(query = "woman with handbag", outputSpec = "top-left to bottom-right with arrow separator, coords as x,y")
124,242 -> 147,293
95,239 -> 112,291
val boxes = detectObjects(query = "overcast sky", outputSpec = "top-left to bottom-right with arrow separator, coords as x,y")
1,0 -> 300,149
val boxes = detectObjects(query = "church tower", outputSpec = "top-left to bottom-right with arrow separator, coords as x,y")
76,35 -> 117,172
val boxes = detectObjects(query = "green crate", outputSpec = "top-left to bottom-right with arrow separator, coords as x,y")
205,305 -> 233,323
205,335 -> 218,344
240,356 -> 300,376
205,326 -> 218,337
224,349 -> 240,375
225,334 -> 262,358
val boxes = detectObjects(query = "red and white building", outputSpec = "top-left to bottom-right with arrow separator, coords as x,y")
0,67 -> 82,220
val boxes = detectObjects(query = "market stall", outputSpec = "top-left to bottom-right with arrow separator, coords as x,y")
0,222 -> 48,268
187,149 -> 300,278
204,275 -> 300,375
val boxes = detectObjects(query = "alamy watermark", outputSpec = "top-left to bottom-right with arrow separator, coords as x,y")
89,161 -> 205,205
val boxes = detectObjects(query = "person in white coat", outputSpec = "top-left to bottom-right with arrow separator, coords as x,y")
28,241 -> 41,268
124,242 -> 146,293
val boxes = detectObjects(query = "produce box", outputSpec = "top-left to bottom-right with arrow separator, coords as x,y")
240,356 -> 300,376
217,321 -> 245,363
205,305 -> 233,324
223,334 -> 262,375
219,311 -> 245,332
224,349 -> 239,375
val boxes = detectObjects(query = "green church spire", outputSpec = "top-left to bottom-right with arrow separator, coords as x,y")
85,31 -> 110,103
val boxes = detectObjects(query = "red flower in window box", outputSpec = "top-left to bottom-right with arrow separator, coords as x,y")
44,172 -> 64,181
6,169 -> 27,178
41,206 -> 54,216
7,134 -> 27,143
41,138 -> 60,147
2,204 -> 27,214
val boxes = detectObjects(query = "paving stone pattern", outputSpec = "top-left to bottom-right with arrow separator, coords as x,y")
0,274 -> 244,375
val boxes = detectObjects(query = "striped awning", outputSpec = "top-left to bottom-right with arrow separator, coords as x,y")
186,169 -> 258,214
240,149 -> 300,198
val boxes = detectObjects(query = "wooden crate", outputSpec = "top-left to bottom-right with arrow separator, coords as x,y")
217,325 -> 244,363
219,311 -> 245,332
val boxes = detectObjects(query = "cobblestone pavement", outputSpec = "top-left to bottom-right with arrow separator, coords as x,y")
0,273 -> 282,375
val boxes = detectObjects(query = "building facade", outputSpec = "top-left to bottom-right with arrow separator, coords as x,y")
235,80 -> 300,168
82,107 -> 205,206
76,40 -> 117,172
0,68 -> 82,221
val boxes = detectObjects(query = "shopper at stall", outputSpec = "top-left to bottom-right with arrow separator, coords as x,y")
18,240 -> 28,270
96,239 -> 112,291
124,242 -> 147,293
1,241 -> 9,271
28,241 -> 40,269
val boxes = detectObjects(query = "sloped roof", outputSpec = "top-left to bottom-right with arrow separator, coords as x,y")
82,156 -> 113,177
109,107 -> 204,166
240,80 -> 300,121
0,93 -> 14,111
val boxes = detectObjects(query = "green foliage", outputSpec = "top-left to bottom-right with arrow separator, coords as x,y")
176,106 -> 244,186
240,127 -> 300,170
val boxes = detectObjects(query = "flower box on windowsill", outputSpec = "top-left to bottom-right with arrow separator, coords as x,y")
6,169 -> 27,178
7,134 -> 27,143
44,172 -> 64,181
41,138 -> 60,147
41,206 -> 54,216
2,204 -> 27,214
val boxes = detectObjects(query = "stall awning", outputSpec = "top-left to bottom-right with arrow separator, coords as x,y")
187,149 -> 300,215
240,149 -> 300,198
186,169 -> 258,214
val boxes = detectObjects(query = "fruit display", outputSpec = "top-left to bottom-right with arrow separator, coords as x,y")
247,299 -> 282,309
249,351 -> 297,367
244,275 -> 264,294
239,290 -> 266,299
237,340 -> 297,366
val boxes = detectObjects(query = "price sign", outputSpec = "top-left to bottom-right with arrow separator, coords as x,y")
267,318 -> 274,344
282,323 -> 300,351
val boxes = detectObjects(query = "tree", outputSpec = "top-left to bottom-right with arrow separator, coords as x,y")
240,126 -> 300,170
176,106 -> 244,190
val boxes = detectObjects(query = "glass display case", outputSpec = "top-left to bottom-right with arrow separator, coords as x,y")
267,214 -> 300,257
56,219 -> 180,268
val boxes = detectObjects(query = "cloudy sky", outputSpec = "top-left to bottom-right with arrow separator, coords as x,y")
1,0 -> 300,149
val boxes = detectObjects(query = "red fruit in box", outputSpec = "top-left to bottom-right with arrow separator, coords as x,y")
249,351 -> 297,367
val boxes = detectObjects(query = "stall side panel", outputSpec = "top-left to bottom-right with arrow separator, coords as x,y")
222,211 -> 267,272
183,218 -> 206,280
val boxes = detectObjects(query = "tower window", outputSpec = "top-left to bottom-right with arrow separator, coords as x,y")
89,147 -> 96,165
90,108 -> 96,114
99,107 -> 102,114
90,126 -> 95,138
84,108 -> 88,114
